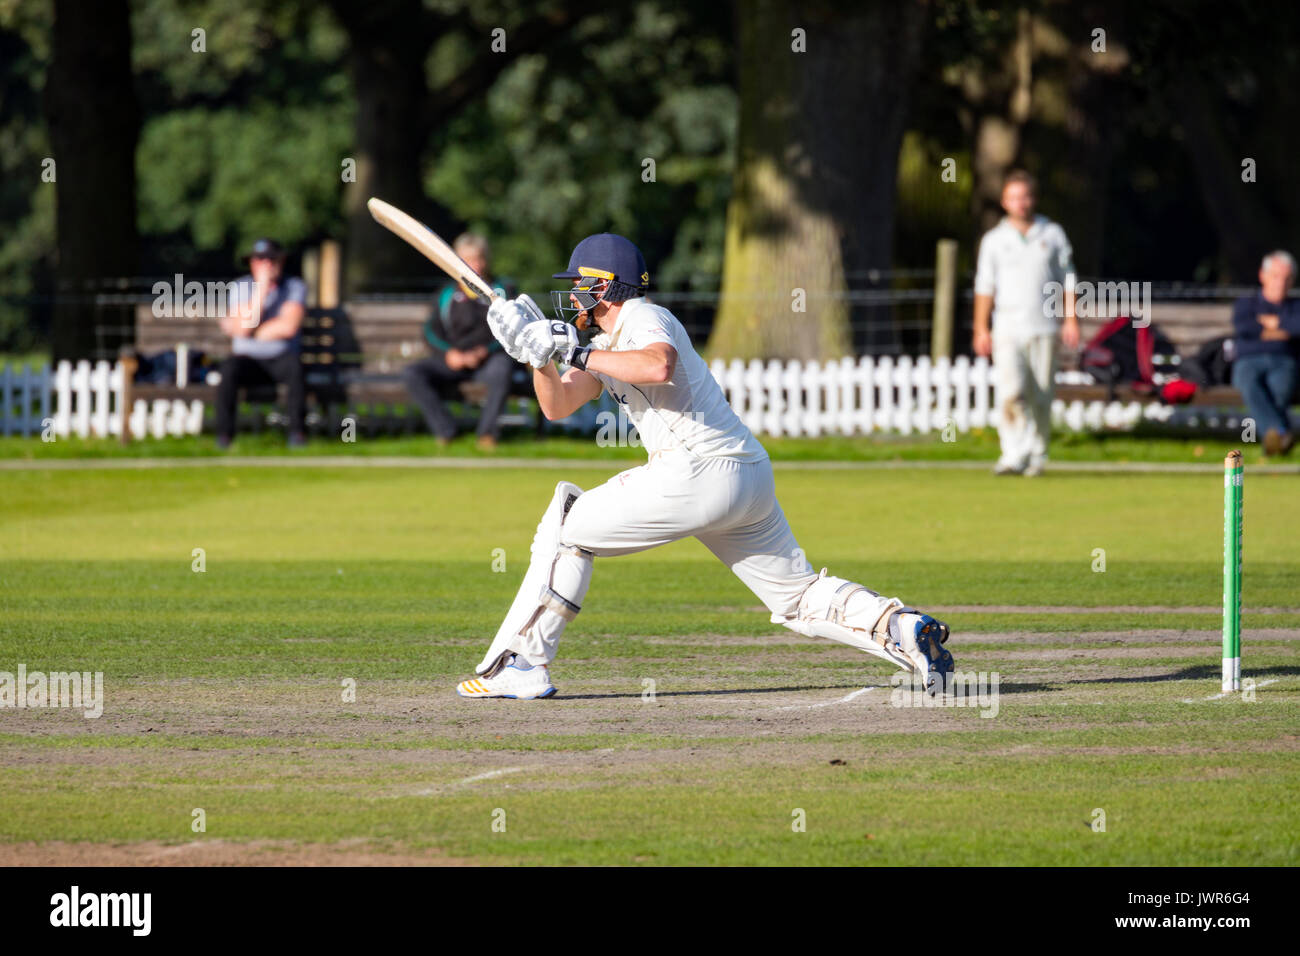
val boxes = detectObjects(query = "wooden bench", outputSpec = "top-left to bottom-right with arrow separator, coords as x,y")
131,302 -> 540,436
1055,383 -> 1242,406
1065,302 -> 1235,365
1056,301 -> 1245,406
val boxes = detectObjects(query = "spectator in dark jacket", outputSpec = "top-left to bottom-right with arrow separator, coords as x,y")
402,234 -> 515,450
1232,250 -> 1300,455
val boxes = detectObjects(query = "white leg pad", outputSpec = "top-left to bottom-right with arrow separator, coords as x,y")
476,481 -> 593,674
777,570 -> 913,671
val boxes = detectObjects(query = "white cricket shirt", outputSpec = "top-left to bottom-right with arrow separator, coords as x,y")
974,215 -> 1076,342
586,298 -> 768,462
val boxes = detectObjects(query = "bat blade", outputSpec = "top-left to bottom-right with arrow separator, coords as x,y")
366,197 -> 499,302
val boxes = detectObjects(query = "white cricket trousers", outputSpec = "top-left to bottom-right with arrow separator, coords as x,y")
564,450 -> 818,619
993,334 -> 1057,469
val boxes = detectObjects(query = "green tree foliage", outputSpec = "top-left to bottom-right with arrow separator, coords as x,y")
0,1 -> 55,353
5,0 -> 1300,358
132,0 -> 352,267
426,2 -> 735,293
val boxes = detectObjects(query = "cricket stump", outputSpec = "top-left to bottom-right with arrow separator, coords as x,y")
1222,450 -> 1243,694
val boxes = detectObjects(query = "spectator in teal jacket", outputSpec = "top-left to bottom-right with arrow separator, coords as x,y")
402,234 -> 516,449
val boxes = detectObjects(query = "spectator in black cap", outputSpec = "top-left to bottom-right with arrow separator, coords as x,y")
402,233 -> 516,450
215,238 -> 308,449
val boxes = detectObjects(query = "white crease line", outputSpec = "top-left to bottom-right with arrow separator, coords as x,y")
454,767 -> 525,785
776,687 -> 876,711
1203,678 -> 1279,701
409,766 -> 525,796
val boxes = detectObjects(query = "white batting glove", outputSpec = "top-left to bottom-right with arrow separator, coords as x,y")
518,319 -> 592,371
487,295 -> 545,362
549,320 -> 583,364
517,319 -> 561,369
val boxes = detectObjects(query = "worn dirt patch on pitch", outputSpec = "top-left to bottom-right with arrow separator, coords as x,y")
991,644 -> 1299,660
4,628 -> 1294,862
645,628 -> 1300,648
0,839 -> 472,866
2,625 -> 1289,748
0,667 -> 1001,749
958,628 -> 1300,645
990,739 -> 1300,758
3,631 -> 1293,831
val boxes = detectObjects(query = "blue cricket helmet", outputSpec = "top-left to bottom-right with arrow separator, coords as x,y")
551,234 -> 649,327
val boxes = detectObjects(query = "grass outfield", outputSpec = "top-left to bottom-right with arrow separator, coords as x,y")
3,425 -> 1297,466
1,462 -> 1297,864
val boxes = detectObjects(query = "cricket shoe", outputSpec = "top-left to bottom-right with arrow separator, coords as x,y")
456,655 -> 556,699
893,610 -> 954,696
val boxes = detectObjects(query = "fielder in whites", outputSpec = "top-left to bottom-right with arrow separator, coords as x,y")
972,169 -> 1078,477
456,233 -> 955,699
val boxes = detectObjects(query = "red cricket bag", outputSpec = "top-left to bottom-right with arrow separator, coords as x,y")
1080,316 -> 1178,396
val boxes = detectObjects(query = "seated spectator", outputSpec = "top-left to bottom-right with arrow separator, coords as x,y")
402,234 -> 515,450
215,238 -> 308,449
1232,250 -> 1300,455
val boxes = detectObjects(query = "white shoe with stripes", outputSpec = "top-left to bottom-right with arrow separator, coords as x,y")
456,656 -> 556,699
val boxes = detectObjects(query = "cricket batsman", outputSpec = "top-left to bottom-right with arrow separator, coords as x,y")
455,233 -> 955,699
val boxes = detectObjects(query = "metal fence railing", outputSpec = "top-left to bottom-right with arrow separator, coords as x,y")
3,276 -> 1280,365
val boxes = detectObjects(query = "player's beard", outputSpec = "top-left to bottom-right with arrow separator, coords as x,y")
575,291 -> 608,331
572,279 -> 613,331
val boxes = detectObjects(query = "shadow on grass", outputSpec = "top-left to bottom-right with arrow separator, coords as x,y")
557,683 -> 863,701
998,663 -> 1300,693
554,664 -> 1299,702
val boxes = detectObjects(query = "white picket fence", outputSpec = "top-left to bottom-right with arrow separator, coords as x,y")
49,360 -> 203,439
23,354 -> 1183,441
706,355 -> 1176,437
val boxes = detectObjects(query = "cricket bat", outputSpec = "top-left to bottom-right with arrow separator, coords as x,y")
366,197 -> 499,302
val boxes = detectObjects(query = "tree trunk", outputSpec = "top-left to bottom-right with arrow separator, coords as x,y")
43,0 -> 139,362
709,0 -> 927,361
969,7 -> 1034,240
330,0 -> 447,295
